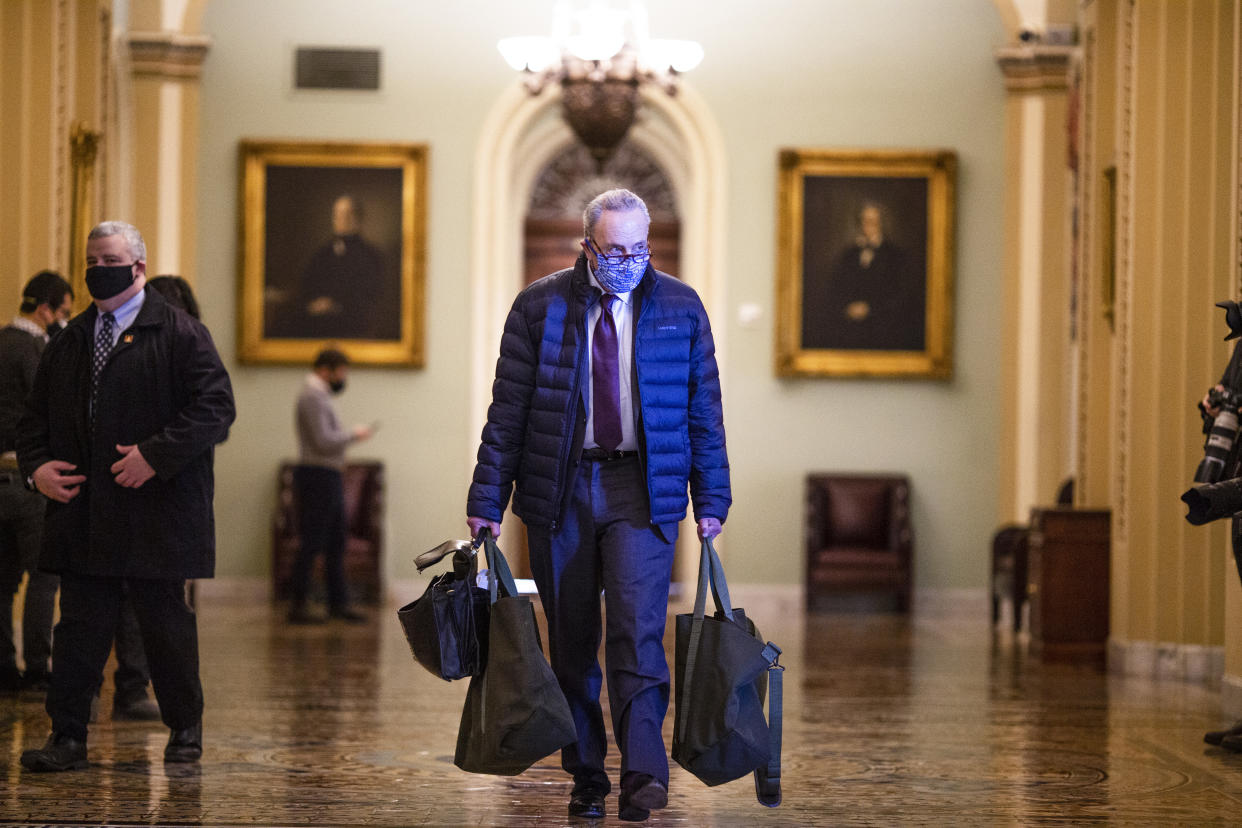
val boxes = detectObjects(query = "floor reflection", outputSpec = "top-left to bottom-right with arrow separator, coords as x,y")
1,590 -> 1241,825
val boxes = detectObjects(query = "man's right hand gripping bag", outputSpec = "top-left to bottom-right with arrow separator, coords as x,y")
453,531 -> 576,775
673,538 -> 784,807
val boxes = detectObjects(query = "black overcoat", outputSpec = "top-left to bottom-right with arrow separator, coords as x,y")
15,287 -> 235,579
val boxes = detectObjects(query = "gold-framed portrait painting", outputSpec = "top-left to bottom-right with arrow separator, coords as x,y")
238,139 -> 427,366
775,148 -> 956,378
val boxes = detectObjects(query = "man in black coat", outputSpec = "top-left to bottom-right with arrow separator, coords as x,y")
16,221 -> 235,771
0,271 -> 73,694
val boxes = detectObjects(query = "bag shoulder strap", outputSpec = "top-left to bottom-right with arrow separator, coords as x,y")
677,543 -> 712,743
754,641 -> 783,807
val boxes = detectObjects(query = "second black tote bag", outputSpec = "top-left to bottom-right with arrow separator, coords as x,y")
672,537 -> 784,806
453,531 -> 576,776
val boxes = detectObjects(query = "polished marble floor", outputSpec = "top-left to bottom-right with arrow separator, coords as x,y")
2,587 -> 1242,826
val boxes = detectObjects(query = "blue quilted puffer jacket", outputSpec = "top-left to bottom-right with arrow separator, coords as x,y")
467,255 -> 731,537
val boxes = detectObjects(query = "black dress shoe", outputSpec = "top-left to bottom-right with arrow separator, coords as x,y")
20,733 -> 89,772
618,773 -> 667,822
0,664 -> 22,695
1206,720 -> 1242,746
568,790 -> 606,820
114,696 -> 161,721
165,722 -> 202,763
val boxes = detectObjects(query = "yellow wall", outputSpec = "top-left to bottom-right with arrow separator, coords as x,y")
1060,0 -> 1238,683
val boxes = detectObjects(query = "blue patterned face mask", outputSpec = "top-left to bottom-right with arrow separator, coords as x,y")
587,239 -> 649,294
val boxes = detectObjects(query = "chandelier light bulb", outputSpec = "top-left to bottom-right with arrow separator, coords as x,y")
566,4 -> 627,61
641,38 -> 704,73
498,36 -> 560,73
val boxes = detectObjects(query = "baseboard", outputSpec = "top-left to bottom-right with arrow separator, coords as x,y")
1223,673 -> 1242,717
1107,637 -> 1225,684
913,587 -> 990,615
200,578 -> 984,623
671,584 -> 986,615
194,576 -> 269,604
682,582 -> 803,616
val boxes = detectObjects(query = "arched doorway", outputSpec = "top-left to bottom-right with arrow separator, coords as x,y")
524,141 -> 681,286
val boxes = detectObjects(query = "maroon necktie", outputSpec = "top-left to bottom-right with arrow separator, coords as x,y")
593,295 -> 621,452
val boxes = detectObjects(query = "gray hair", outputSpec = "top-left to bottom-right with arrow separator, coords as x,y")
583,189 -> 650,238
88,221 -> 147,262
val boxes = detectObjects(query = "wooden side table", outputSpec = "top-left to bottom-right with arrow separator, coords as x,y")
1028,508 -> 1110,658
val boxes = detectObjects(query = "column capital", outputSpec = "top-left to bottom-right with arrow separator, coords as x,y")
995,45 -> 1075,92
127,31 -> 212,80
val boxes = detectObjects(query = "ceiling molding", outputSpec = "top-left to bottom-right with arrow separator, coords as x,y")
127,31 -> 212,79
995,45 -> 1074,92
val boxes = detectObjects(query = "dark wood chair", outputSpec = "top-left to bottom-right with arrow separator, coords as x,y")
990,478 -> 1073,632
805,473 -> 913,612
990,524 -> 1029,631
272,461 -> 384,604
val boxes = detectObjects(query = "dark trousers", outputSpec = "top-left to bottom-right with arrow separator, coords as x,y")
290,465 -> 349,609
526,456 -> 675,794
48,574 -> 201,741
111,591 -> 152,704
0,474 -> 57,676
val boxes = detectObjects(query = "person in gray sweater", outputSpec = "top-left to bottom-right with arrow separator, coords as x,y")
289,347 -> 372,624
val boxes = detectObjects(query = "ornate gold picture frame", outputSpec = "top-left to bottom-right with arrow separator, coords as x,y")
775,148 -> 956,378
238,140 -> 427,366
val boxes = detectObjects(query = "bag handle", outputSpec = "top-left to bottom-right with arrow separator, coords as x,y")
476,528 -> 519,604
414,538 -> 474,572
691,537 -> 735,622
678,537 -> 740,745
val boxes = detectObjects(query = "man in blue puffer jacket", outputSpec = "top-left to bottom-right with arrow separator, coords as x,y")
467,188 -> 730,822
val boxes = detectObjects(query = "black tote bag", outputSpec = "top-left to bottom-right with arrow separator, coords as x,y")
397,539 -> 490,681
453,532 -> 577,776
673,538 -> 784,806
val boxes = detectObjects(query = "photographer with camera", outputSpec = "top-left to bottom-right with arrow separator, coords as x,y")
1185,304 -> 1242,530
1183,301 -> 1242,750
1197,383 -> 1242,484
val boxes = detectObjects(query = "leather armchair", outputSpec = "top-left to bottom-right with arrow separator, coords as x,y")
272,461 -> 384,604
804,473 -> 913,612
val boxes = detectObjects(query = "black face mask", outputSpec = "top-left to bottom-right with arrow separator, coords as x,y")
329,379 -> 346,395
46,319 -> 66,338
85,264 -> 136,300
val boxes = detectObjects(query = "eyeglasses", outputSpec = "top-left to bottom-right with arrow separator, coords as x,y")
586,238 -> 651,267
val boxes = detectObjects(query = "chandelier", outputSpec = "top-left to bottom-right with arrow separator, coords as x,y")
498,1 -> 703,168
